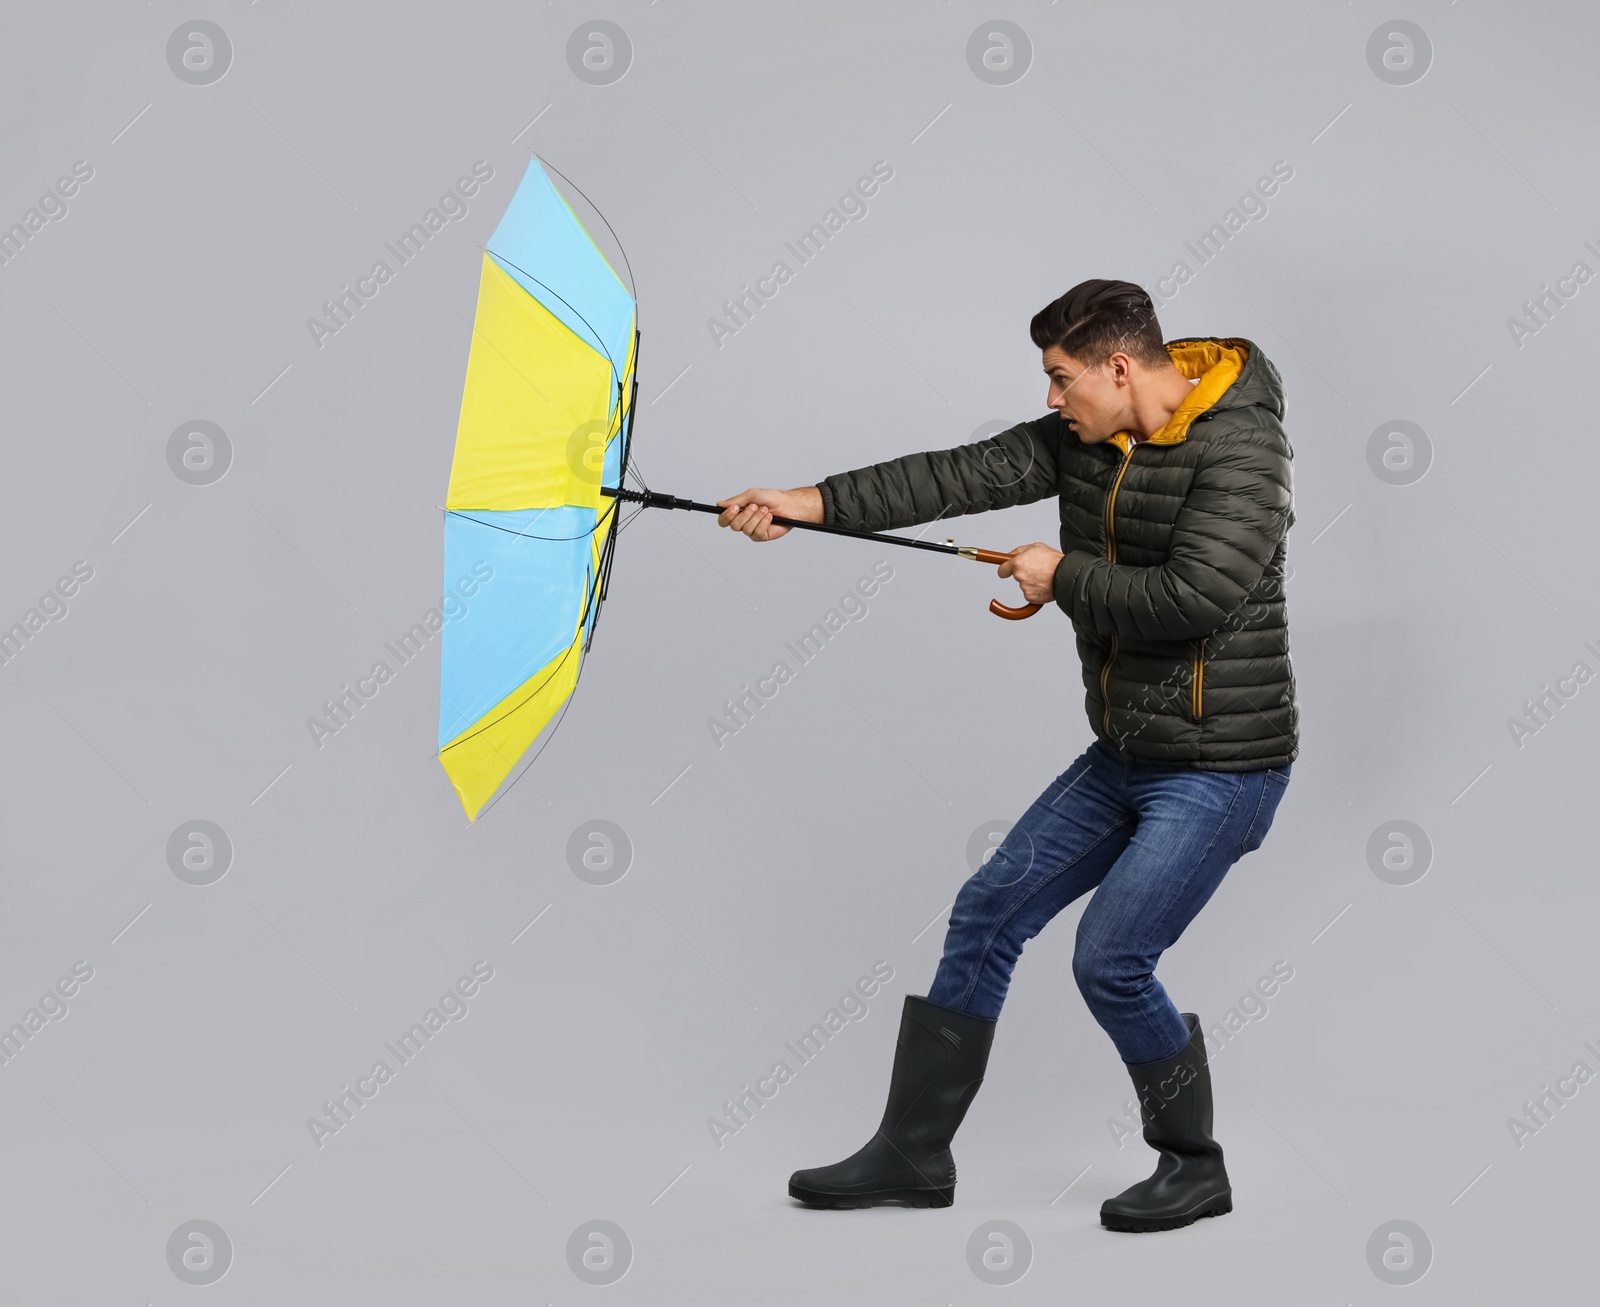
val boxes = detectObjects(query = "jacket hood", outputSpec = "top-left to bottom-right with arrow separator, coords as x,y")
1118,337 -> 1284,450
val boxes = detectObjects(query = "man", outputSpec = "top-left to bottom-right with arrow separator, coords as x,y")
716,279 -> 1297,1232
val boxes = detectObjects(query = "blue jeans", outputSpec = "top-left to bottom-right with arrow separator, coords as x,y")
926,740 -> 1291,1065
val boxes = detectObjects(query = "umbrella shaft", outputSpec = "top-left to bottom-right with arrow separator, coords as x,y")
600,486 -> 960,555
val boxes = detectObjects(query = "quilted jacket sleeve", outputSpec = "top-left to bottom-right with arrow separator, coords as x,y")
1053,426 -> 1292,640
817,415 -> 1063,532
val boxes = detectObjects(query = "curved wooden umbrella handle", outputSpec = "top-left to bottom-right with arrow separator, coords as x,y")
989,598 -> 1044,620
966,547 -> 1045,621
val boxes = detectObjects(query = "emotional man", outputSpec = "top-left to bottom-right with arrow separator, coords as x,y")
717,278 -> 1298,1232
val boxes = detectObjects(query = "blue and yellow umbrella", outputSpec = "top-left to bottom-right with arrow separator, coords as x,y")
438,156 -> 637,819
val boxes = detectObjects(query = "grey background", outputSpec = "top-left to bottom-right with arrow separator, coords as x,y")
1,0 -> 1595,1301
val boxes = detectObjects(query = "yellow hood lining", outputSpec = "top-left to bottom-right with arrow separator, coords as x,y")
1111,340 -> 1249,452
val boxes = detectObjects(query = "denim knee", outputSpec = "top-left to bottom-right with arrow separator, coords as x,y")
1071,937 -> 1141,1010
947,867 -> 1017,937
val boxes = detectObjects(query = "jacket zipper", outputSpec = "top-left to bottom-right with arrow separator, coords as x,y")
1100,439 -> 1137,738
1192,637 -> 1205,719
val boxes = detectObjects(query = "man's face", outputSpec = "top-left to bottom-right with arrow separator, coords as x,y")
1042,345 -> 1128,444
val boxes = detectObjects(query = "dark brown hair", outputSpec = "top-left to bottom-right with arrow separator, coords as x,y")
1029,279 -> 1169,368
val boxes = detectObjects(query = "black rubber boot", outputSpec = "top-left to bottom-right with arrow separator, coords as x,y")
788,994 -> 996,1208
1100,1011 -> 1232,1232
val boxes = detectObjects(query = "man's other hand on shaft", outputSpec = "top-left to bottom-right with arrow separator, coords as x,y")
715,486 -> 824,542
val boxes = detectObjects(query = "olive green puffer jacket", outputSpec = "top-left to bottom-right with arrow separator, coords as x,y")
815,337 -> 1298,770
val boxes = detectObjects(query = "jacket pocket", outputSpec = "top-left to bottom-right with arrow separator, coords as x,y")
1190,638 -> 1206,720
1097,636 -> 1118,737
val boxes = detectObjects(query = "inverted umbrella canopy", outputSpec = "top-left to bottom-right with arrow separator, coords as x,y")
438,155 -> 637,820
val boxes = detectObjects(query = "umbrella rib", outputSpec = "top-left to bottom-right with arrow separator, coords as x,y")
438,617 -> 583,757
470,646 -> 591,821
533,152 -> 638,300
615,501 -> 650,534
443,499 -> 618,541
483,248 -> 623,379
